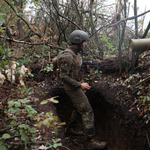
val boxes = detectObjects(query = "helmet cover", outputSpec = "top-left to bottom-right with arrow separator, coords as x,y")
69,30 -> 89,44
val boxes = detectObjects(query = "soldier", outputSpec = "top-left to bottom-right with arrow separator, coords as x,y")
57,30 -> 107,149
9,25 -> 16,37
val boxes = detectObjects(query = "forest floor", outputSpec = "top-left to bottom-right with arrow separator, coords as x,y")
0,53 -> 150,150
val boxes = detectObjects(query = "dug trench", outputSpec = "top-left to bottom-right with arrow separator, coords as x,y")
50,83 -> 149,150
29,56 -> 150,150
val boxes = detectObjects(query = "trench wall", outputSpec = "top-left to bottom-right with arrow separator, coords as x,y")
51,87 -> 149,150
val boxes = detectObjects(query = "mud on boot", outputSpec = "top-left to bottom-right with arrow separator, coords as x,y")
87,138 -> 107,149
65,127 -> 84,136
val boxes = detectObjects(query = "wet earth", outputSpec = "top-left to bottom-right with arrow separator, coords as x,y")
0,55 -> 150,150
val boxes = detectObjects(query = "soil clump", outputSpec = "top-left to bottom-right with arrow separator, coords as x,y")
0,56 -> 150,150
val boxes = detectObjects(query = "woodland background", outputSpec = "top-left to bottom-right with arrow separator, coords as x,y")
0,0 -> 150,150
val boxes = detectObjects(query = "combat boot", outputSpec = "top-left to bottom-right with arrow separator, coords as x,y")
87,138 -> 107,149
65,128 -> 84,136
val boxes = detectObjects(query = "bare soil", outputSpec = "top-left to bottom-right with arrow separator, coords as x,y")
0,55 -> 150,150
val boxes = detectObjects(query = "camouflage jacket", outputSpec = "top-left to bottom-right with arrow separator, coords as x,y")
58,46 -> 82,90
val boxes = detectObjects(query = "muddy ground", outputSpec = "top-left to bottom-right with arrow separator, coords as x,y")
0,55 -> 150,150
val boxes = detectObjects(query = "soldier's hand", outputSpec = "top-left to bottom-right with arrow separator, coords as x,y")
81,83 -> 91,90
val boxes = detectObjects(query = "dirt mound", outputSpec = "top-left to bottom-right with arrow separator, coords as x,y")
25,55 -> 150,149
0,56 -> 150,150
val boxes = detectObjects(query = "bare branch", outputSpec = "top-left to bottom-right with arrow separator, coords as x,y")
90,10 -> 150,38
52,0 -> 81,30
3,0 -> 41,38
4,0 -> 31,30
0,35 -> 65,50
111,10 -> 150,27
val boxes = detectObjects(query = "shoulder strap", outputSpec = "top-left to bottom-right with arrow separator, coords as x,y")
64,49 -> 75,58
56,49 -> 75,66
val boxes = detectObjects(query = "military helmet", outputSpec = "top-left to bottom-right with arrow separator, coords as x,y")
69,30 -> 89,44
10,24 -> 15,27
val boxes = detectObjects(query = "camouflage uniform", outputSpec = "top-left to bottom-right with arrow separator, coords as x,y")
9,25 -> 16,37
58,46 -> 95,138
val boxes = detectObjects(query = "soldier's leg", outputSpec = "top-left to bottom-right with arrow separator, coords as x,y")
69,106 -> 81,127
65,91 -> 82,135
66,89 -> 95,138
66,89 -> 107,149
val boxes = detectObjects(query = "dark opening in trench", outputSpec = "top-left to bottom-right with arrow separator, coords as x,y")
51,87 -> 149,150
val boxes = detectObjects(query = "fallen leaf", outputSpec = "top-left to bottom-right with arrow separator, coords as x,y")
38,144 -> 49,150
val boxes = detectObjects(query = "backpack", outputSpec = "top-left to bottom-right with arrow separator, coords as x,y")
52,49 -> 75,80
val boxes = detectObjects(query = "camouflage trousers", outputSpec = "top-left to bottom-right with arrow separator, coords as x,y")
65,88 -> 95,138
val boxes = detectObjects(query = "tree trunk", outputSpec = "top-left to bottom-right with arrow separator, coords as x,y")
134,0 -> 138,38
14,0 -> 24,38
89,0 -> 103,59
118,0 -> 122,74
133,0 -> 139,69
